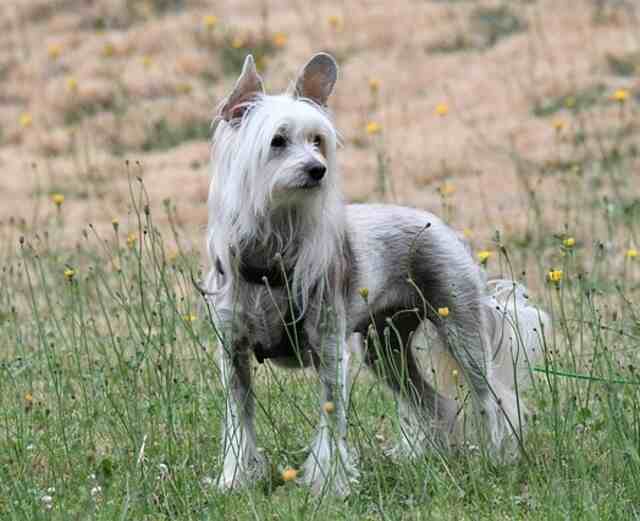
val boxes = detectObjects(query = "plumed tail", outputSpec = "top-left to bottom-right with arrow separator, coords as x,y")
484,279 -> 550,391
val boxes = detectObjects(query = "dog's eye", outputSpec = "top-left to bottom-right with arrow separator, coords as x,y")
271,135 -> 287,148
312,135 -> 323,148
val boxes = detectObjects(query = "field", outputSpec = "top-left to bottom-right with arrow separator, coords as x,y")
1,0 -> 640,519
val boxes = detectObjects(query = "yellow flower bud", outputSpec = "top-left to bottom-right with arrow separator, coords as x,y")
322,401 -> 335,414
52,193 -> 65,207
366,122 -> 382,135
477,250 -> 492,265
282,468 -> 298,482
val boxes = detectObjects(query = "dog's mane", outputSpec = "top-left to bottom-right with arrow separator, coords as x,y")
207,94 -> 347,315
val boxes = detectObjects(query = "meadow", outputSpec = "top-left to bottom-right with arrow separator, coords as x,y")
1,0 -> 640,519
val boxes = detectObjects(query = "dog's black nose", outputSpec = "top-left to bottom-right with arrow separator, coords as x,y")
306,162 -> 326,181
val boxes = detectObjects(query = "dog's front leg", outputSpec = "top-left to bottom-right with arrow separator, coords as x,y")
215,314 -> 266,491
302,314 -> 359,497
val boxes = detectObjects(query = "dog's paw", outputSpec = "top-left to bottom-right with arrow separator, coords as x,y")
301,435 -> 359,497
217,452 -> 268,492
300,457 -> 358,498
484,387 -> 528,462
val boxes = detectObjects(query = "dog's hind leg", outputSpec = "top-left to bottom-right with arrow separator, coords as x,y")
214,311 -> 266,491
362,311 -> 458,458
301,310 -> 359,497
441,306 -> 523,459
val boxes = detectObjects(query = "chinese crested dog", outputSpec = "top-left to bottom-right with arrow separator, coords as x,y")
204,53 -> 549,496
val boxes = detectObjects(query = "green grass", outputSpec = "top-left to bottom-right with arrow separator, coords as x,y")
2,100 -> 640,519
141,118 -> 212,152
532,85 -> 606,117
607,52 -> 640,77
469,5 -> 527,49
428,5 -> 527,54
1,175 -> 640,520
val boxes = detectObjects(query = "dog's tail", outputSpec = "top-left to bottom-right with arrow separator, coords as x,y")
483,279 -> 550,391
420,279 -> 549,399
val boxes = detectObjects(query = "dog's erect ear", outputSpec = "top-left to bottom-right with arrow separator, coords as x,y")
294,53 -> 338,106
219,55 -> 265,122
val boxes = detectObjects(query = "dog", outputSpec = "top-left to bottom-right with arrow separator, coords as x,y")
204,53 -> 549,496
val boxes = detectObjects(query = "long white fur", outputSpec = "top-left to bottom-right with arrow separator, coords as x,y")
485,280 -> 550,390
208,94 -> 344,315
205,53 -> 550,496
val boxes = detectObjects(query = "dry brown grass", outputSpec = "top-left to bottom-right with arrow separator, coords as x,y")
0,0 -> 638,254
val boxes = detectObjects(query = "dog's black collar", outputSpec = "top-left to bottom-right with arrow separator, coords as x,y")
215,256 -> 291,288
240,263 -> 288,287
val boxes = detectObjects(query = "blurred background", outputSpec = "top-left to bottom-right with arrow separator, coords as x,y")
0,0 -> 638,264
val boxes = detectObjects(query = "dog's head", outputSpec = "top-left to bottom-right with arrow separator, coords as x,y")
212,53 -> 339,213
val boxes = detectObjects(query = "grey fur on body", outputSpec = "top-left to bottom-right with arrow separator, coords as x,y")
205,53 -> 548,497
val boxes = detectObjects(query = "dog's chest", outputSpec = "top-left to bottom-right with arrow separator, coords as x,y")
243,286 -> 314,365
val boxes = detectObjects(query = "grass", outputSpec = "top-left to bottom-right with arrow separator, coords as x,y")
141,118 -> 211,152
2,122 -> 640,520
532,85 -> 606,117
606,52 -> 640,77
428,5 -> 527,54
2,1 -> 640,519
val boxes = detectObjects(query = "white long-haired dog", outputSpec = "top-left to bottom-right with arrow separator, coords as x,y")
204,53 -> 549,496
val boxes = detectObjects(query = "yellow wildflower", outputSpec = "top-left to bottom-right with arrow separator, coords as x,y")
369,78 -> 380,94
111,218 -> 119,231
272,32 -> 287,48
183,314 -> 197,323
66,76 -> 78,93
126,232 -> 137,249
203,15 -> 218,30
231,36 -> 245,49
435,102 -> 449,116
322,401 -> 335,414
612,88 -> 629,103
64,268 -> 76,281
358,287 -> 369,300
52,193 -> 65,207
327,15 -> 344,31
366,122 -> 382,135
47,43 -> 62,59
452,369 -> 459,378
102,42 -> 115,58
563,237 -> 575,248
548,269 -> 563,283
19,113 -> 33,128
439,182 -> 456,196
24,392 -> 34,411
463,228 -> 473,238
565,96 -> 576,109
142,55 -> 153,68
176,83 -> 192,94
626,248 -> 638,259
477,250 -> 492,265
553,119 -> 566,132
438,307 -> 450,318
282,468 -> 298,482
